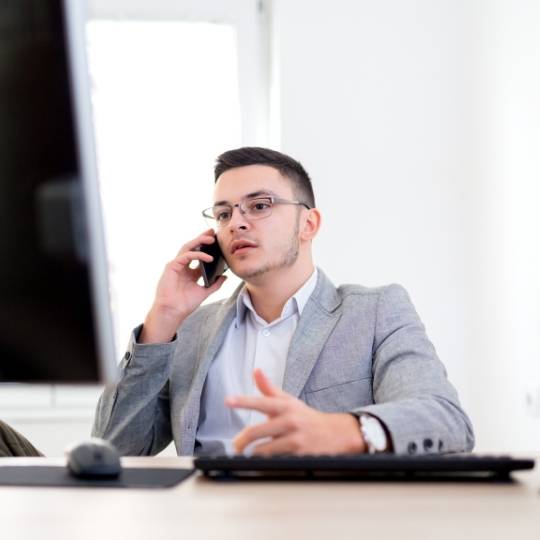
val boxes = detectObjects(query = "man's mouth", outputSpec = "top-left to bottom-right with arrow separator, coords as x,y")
231,240 -> 258,255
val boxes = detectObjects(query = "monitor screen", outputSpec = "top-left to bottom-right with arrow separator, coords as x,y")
0,0 -> 117,383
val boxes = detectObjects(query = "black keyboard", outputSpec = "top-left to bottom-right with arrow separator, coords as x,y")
194,454 -> 535,481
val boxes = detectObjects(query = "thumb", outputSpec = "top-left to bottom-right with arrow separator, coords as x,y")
205,274 -> 228,294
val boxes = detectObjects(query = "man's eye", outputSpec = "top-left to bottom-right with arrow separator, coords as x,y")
216,211 -> 231,221
250,200 -> 271,212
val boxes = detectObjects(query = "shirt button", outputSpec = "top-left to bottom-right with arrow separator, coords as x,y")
262,329 -> 270,337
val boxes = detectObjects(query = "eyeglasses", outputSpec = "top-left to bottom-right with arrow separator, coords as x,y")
202,196 -> 311,228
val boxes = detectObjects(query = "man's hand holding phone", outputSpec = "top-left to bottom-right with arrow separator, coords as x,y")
139,229 -> 227,344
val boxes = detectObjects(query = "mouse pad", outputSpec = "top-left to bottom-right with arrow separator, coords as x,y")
0,466 -> 194,488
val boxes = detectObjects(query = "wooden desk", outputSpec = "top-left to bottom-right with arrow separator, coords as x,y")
1,456 -> 539,540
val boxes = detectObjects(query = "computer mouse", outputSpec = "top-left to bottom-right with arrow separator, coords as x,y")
65,438 -> 122,479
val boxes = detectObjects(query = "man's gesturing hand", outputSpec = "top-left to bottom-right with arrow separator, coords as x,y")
139,229 -> 227,344
226,369 -> 366,456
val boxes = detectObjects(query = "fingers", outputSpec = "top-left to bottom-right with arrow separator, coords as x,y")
233,419 -> 288,454
176,229 -> 216,257
253,368 -> 286,398
185,264 -> 202,280
170,250 -> 213,271
203,273 -> 228,294
169,229 -> 224,277
228,385 -> 321,455
250,435 -> 303,456
225,395 -> 287,416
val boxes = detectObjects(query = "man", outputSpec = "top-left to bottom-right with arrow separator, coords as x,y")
93,147 -> 474,456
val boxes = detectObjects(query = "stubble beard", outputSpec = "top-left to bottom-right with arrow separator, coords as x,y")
234,215 -> 300,281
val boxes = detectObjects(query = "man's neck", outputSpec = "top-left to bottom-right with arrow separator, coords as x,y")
245,264 -> 316,323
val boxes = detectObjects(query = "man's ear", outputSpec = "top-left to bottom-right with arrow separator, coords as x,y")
299,208 -> 321,241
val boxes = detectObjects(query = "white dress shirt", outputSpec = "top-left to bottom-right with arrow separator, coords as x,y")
195,269 -> 318,455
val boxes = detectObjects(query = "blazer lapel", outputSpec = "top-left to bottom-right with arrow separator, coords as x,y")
180,295 -> 238,454
184,283 -> 243,414
282,270 -> 342,397
194,285 -> 243,383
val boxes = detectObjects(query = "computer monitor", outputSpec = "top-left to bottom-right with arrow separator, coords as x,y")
0,0 -> 117,383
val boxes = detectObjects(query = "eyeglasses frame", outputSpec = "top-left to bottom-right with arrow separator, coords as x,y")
202,195 -> 311,227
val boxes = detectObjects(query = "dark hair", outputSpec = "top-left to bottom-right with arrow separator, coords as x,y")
214,147 -> 315,208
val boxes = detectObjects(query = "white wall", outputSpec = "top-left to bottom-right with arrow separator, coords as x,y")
271,0 -> 540,451
467,0 -> 540,451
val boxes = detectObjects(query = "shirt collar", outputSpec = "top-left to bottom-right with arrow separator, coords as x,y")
234,268 -> 318,328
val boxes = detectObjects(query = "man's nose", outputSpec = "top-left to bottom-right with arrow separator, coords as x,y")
227,205 -> 250,231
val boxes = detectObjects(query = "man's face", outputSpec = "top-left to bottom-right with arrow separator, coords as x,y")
213,164 -> 303,282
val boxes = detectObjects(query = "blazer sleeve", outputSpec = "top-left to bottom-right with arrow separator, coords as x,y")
352,284 -> 475,455
91,325 -> 174,456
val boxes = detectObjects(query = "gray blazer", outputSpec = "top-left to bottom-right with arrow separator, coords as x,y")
92,269 -> 474,456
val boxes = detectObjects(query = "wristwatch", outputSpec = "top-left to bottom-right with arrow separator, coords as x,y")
359,414 -> 389,454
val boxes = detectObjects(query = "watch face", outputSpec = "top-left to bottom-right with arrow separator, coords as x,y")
361,415 -> 388,453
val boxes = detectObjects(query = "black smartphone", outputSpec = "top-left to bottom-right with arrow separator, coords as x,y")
199,236 -> 228,288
